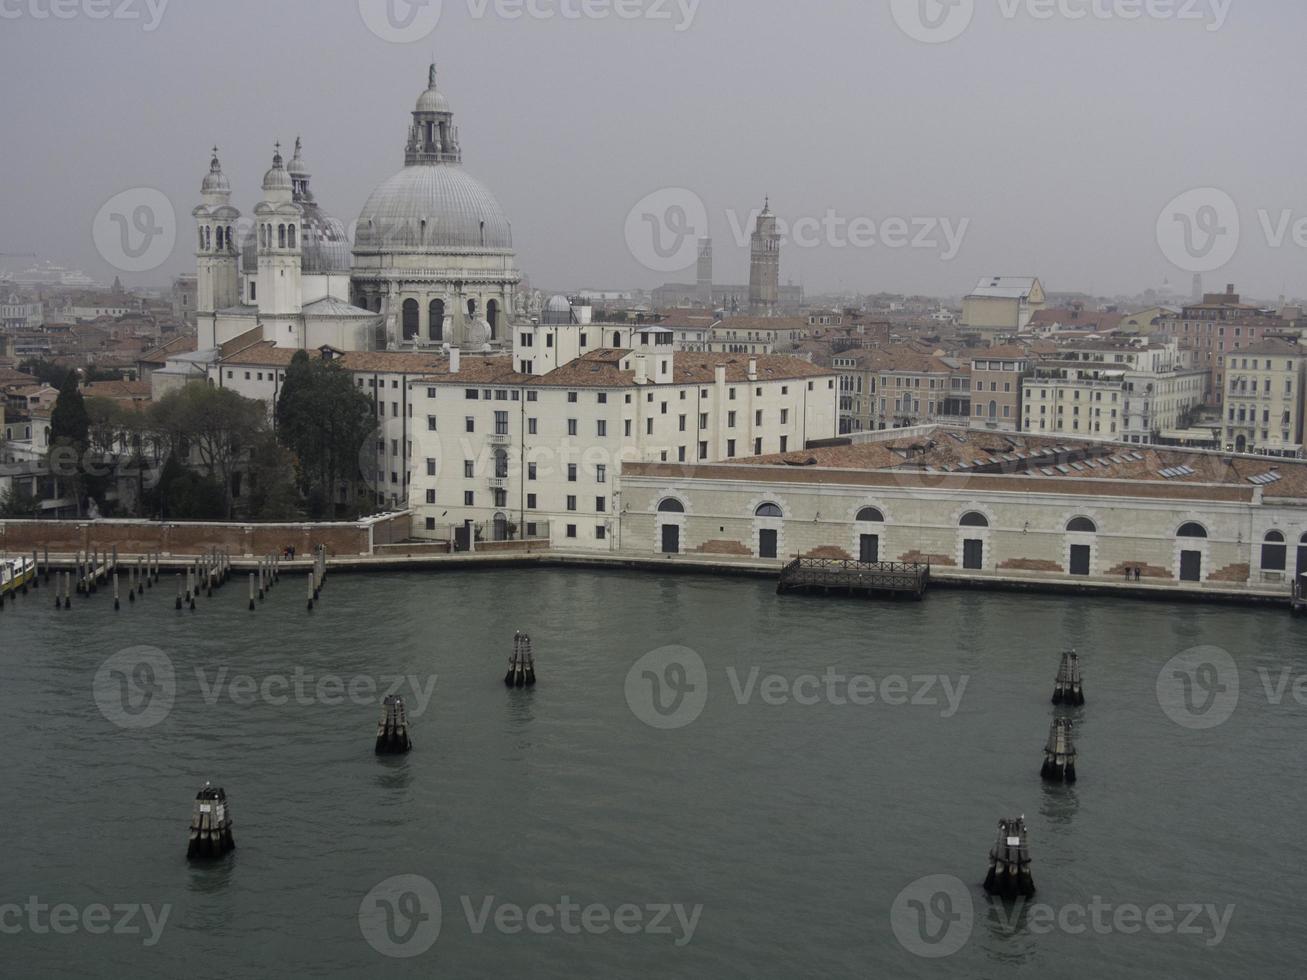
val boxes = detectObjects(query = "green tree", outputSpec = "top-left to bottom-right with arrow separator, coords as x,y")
276,356 -> 375,519
0,481 -> 39,519
148,383 -> 268,520
49,371 -> 92,515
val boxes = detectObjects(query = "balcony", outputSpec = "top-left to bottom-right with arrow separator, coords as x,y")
488,431 -> 511,446
488,476 -> 508,491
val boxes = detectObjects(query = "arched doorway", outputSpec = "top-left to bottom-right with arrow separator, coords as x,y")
856,507 -> 884,563
493,512 -> 509,542
1177,522 -> 1208,582
429,299 -> 445,342
755,503 -> 784,559
402,299 -> 419,341
960,512 -> 989,570
657,498 -> 685,554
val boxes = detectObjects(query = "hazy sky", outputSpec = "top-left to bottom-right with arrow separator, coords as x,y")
2,0 -> 1305,301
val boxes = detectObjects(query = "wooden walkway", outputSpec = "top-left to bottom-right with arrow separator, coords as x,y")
777,558 -> 931,600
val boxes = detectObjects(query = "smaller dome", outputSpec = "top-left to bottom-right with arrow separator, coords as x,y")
288,136 -> 310,177
541,295 -> 577,325
262,143 -> 292,193
546,294 -> 571,313
417,86 -> 451,114
201,148 -> 230,195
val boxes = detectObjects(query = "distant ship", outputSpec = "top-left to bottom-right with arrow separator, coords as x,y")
5,261 -> 100,288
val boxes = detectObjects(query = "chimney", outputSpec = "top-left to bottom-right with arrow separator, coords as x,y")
634,353 -> 649,385
714,364 -> 727,388
747,357 -> 759,382
449,348 -> 460,375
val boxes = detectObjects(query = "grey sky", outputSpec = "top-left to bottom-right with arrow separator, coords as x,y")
1,0 -> 1304,302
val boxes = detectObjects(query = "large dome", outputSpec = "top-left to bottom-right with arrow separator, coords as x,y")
354,165 -> 513,253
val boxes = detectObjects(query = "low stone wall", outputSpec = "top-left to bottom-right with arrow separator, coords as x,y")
0,512 -> 412,558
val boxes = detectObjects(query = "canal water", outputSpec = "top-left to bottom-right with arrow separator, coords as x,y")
0,569 -> 1304,979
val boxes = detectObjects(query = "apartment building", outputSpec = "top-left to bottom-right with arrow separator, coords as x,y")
1156,285 -> 1288,404
408,329 -> 838,550
960,276 -> 1045,337
858,348 -> 970,432
1023,339 -> 1205,444
969,346 -> 1030,432
1220,339 -> 1307,458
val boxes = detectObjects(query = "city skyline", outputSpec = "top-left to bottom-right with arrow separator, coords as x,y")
4,0 -> 1307,299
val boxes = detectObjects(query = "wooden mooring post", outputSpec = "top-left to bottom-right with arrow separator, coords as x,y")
1041,718 -> 1077,784
984,816 -> 1035,898
306,571 -> 315,613
187,783 -> 235,861
375,695 -> 413,755
1052,651 -> 1085,706
505,632 -> 537,688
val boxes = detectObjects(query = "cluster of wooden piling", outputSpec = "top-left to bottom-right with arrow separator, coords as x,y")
505,632 -> 537,688
186,783 -> 235,861
984,816 -> 1036,898
1052,651 -> 1085,706
375,695 -> 413,755
1041,717 -> 1077,784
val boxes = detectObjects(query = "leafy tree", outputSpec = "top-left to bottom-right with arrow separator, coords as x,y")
0,481 -> 39,519
276,356 -> 376,519
247,432 -> 303,522
148,383 -> 268,520
49,371 -> 92,515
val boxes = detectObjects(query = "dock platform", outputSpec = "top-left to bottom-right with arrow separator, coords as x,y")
777,558 -> 931,600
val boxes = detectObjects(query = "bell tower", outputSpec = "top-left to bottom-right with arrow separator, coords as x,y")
254,142 -> 304,346
749,198 -> 781,317
193,148 -> 241,349
406,63 -> 462,166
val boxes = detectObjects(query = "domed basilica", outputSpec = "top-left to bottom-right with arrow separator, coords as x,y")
193,65 -> 521,354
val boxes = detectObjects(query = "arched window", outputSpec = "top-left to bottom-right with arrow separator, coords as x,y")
613,332 -> 622,348
657,499 -> 685,514
1177,522 -> 1208,539
278,224 -> 286,249
214,227 -> 223,250
199,229 -> 206,251
487,299 -> 499,339
287,225 -> 297,249
429,299 -> 445,342
1067,517 -> 1097,534
857,507 -> 885,523
467,298 -> 478,318
1263,530 -> 1287,571
988,400 -> 997,419
756,503 -> 783,519
960,512 -> 989,528
226,226 -> 235,251
402,299 -> 420,341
